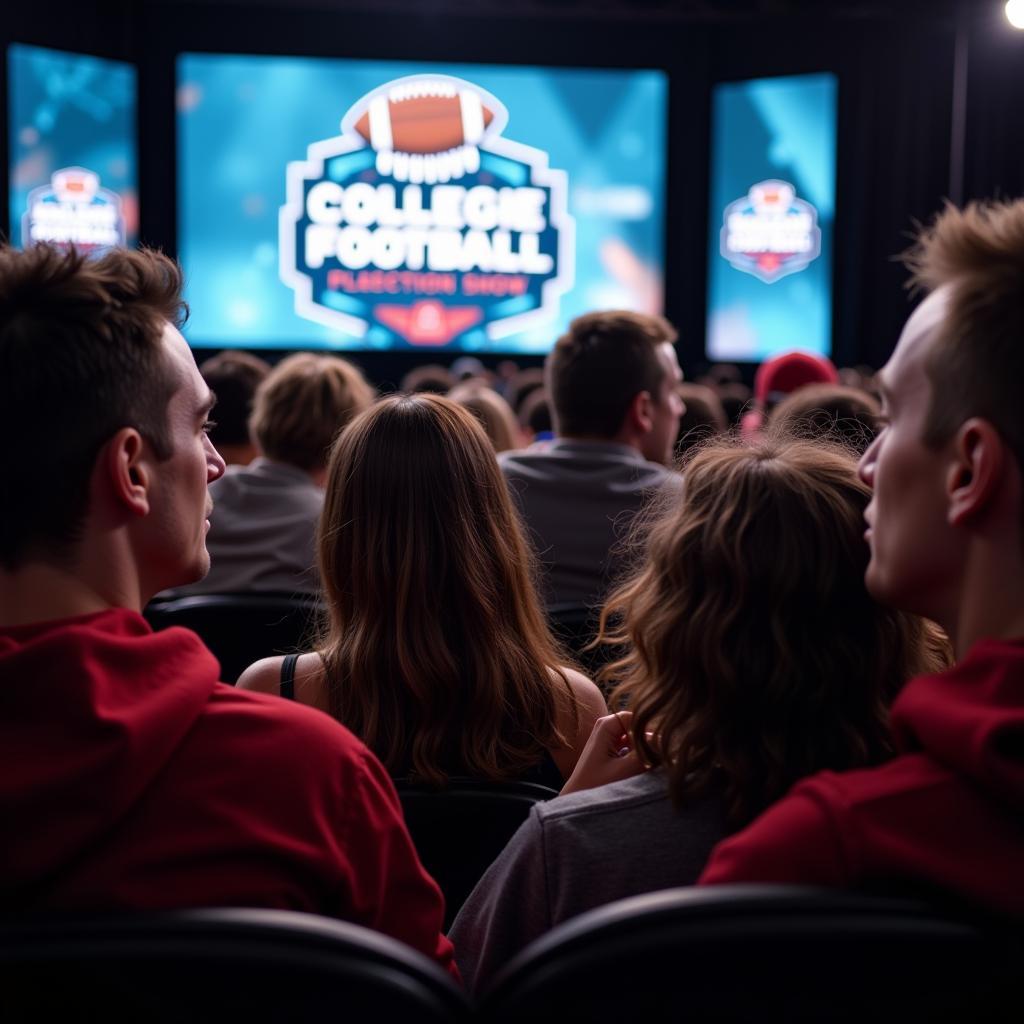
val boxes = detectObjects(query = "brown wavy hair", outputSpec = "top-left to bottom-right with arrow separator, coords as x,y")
600,432 -> 951,827
317,393 -> 577,784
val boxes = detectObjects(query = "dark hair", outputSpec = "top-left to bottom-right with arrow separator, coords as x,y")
317,394 -> 577,784
198,351 -> 271,447
400,363 -> 455,395
600,433 -> 951,828
546,310 -> 676,438
770,383 -> 881,455
717,382 -> 752,427
903,199 -> 1024,479
519,387 -> 553,436
0,244 -> 185,570
506,367 -> 546,414
675,383 -> 728,456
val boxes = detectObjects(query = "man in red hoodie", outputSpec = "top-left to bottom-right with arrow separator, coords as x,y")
699,200 -> 1024,915
0,244 -> 456,976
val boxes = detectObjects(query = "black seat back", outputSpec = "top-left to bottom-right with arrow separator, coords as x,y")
481,884 -> 1023,1023
144,592 -> 322,683
394,779 -> 558,930
0,907 -> 469,1023
544,602 -> 609,677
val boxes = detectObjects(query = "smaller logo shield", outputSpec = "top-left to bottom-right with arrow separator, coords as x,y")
720,179 -> 820,284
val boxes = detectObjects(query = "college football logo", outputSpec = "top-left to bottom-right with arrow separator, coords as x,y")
279,74 -> 574,348
720,179 -> 820,284
23,167 -> 125,252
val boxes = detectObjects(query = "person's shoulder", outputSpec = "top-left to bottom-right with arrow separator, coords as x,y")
794,754 -> 958,812
235,655 -> 286,694
642,459 -> 683,488
538,769 -> 670,824
498,445 -> 553,474
560,666 -> 605,711
208,462 -> 249,494
204,681 -> 368,771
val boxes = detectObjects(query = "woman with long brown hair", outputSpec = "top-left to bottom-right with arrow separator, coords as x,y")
450,432 -> 951,990
238,393 -> 606,786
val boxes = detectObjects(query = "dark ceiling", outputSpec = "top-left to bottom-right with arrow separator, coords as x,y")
139,0 -> 967,26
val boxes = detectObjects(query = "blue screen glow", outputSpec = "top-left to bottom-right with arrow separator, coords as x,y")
177,53 -> 667,353
8,43 -> 137,250
706,73 -> 837,362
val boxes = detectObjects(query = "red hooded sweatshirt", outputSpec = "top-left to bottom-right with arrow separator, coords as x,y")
699,637 -> 1024,916
0,608 -> 457,977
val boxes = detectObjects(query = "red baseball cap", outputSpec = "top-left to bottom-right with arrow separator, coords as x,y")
754,351 -> 839,407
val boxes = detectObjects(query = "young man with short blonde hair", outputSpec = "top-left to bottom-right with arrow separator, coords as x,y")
699,200 -> 1024,916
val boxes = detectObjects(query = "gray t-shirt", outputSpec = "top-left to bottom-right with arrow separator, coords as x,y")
499,440 -> 682,608
448,770 -> 727,993
172,457 -> 323,596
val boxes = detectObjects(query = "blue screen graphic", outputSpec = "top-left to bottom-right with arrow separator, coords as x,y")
7,43 -> 137,250
706,73 -> 837,362
177,54 -> 666,353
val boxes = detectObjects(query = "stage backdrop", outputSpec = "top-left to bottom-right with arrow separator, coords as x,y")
7,43 -> 137,251
177,53 -> 666,353
706,72 -> 837,363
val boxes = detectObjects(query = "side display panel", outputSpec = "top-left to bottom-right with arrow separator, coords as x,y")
706,73 -> 837,362
177,54 -> 666,353
8,43 -> 138,250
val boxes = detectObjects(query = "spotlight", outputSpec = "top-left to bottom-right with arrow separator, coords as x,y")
1006,0 -> 1024,29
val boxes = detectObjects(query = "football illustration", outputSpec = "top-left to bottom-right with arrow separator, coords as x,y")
354,79 -> 496,154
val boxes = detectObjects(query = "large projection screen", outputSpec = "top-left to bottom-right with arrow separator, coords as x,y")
8,43 -> 137,251
706,72 -> 837,363
177,53 -> 667,353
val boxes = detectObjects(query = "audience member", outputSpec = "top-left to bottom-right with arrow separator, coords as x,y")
696,362 -> 743,390
450,355 -> 487,382
770,382 -> 881,455
740,350 -> 839,436
519,386 -> 554,444
717,380 -> 753,427
197,350 -> 270,466
499,311 -> 683,608
838,363 -> 879,393
400,363 -> 455,394
505,366 -> 547,416
675,382 -> 728,455
699,199 -> 1024,918
450,434 -> 949,990
238,394 -> 607,786
0,244 -> 454,974
448,381 -> 522,453
171,352 -> 374,597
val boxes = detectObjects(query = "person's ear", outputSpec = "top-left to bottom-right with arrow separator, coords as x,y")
628,390 -> 655,435
947,418 -> 1004,526
104,427 -> 152,518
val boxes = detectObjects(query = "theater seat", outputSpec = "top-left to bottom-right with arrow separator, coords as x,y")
394,779 -> 559,930
0,907 -> 469,1022
144,592 -> 322,683
480,885 -> 1023,1023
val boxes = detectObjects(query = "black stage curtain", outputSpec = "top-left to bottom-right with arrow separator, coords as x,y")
964,3 -> 1024,205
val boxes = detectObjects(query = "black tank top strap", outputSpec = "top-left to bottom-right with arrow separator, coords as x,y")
531,748 -> 566,791
279,653 -> 300,701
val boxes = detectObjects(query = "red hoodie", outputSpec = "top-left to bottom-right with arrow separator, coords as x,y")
699,637 -> 1024,916
0,608 -> 457,977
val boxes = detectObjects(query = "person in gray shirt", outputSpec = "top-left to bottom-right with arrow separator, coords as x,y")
499,311 -> 683,608
449,433 -> 952,993
170,352 -> 374,597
